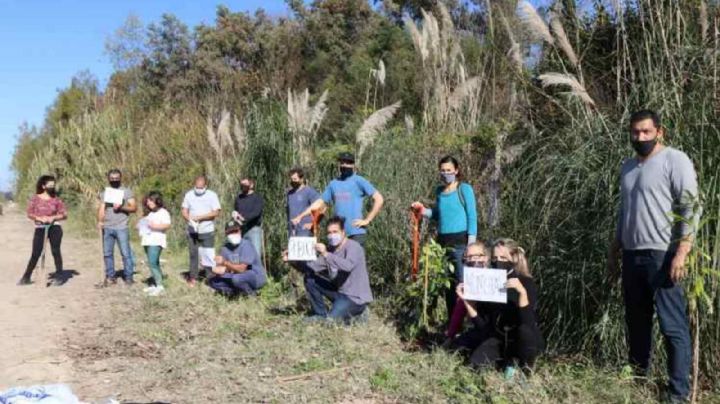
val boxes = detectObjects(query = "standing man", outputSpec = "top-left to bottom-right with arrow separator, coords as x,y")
97,169 -> 137,286
286,168 -> 321,238
608,110 -> 698,402
181,175 -> 221,287
292,152 -> 383,248
233,177 -> 264,258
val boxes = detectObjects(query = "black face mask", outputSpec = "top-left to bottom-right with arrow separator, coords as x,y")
241,185 -> 251,194
339,167 -> 353,179
632,138 -> 657,157
290,181 -> 302,189
109,180 -> 121,189
464,261 -> 486,268
491,261 -> 514,272
46,188 -> 57,197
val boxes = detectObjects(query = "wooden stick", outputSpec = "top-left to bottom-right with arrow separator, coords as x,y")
277,366 -> 355,383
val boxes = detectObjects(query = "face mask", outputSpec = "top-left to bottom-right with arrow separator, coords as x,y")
327,233 -> 343,247
241,185 -> 251,194
440,173 -> 456,184
339,167 -> 353,179
109,180 -> 121,189
227,234 -> 242,245
632,138 -> 658,157
491,261 -> 514,272
46,187 -> 57,197
290,181 -> 302,189
194,187 -> 206,196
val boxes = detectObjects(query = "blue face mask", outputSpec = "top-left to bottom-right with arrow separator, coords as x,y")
440,173 -> 456,184
328,233 -> 343,247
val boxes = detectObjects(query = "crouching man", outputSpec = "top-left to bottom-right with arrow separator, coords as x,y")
209,220 -> 267,297
293,216 -> 373,324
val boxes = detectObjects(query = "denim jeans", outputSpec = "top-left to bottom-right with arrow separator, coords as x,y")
443,243 -> 467,319
304,274 -> 367,324
348,234 -> 367,248
103,227 -> 135,281
209,271 -> 260,297
243,226 -> 263,259
144,245 -> 163,287
622,249 -> 691,400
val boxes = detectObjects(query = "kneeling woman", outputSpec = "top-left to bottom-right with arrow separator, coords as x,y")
451,238 -> 543,371
209,220 -> 267,297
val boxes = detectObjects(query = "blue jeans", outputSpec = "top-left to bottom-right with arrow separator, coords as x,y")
304,274 -> 367,324
243,226 -> 263,259
103,228 -> 135,281
209,271 -> 260,297
622,250 -> 691,400
444,243 -> 467,319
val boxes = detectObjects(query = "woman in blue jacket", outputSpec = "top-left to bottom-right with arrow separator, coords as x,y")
412,155 -> 478,317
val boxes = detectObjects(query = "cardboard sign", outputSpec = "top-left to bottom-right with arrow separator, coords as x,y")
463,267 -> 507,303
199,247 -> 216,268
288,237 -> 317,261
103,187 -> 125,205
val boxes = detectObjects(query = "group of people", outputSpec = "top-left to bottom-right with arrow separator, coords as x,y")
17,109 -> 698,401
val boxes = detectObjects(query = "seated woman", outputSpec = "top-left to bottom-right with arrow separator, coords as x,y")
287,216 -> 373,324
445,241 -> 491,338
209,220 -> 267,297
449,238 -> 544,373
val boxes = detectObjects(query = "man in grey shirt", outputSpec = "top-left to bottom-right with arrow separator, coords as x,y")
181,175 -> 221,287
288,216 -> 373,324
97,169 -> 137,286
608,110 -> 698,402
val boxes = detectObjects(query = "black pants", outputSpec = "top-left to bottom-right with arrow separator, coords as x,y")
450,326 -> 543,370
622,249 -> 691,399
23,225 -> 63,278
187,231 -> 214,280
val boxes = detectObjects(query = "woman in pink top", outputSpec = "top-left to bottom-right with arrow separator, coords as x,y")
18,175 -> 67,285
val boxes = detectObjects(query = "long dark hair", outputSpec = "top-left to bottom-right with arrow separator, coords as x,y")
35,175 -> 56,194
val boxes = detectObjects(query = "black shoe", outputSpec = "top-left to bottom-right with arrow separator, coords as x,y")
17,276 -> 32,286
101,277 -> 117,288
123,278 -> 134,286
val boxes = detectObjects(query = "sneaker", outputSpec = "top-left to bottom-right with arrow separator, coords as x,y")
143,285 -> 155,293
503,365 -> 517,381
148,285 -> 164,296
101,277 -> 117,288
123,278 -> 134,286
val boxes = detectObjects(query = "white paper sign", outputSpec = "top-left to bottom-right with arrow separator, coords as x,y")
137,218 -> 151,237
463,267 -> 507,303
288,237 -> 317,261
199,247 -> 216,268
103,187 -> 125,205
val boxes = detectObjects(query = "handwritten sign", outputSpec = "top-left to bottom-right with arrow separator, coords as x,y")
463,267 -> 507,303
103,187 -> 125,205
199,247 -> 216,268
288,237 -> 317,261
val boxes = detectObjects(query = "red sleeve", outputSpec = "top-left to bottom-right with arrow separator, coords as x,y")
27,196 -> 38,217
56,198 -> 67,216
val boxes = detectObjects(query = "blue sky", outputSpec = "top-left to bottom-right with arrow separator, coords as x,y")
0,0 -> 290,191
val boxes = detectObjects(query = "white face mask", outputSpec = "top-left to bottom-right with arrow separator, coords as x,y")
327,233 -> 343,247
227,234 -> 242,245
194,187 -> 207,196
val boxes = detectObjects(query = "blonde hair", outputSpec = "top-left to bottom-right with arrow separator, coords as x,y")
493,238 -> 532,278
465,241 -> 489,257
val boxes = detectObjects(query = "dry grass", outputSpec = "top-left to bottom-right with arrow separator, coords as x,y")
61,248 -> 716,404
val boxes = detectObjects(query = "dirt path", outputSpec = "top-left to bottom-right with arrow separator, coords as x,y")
0,203 -> 107,397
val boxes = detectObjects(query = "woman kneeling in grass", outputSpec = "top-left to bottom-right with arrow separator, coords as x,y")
449,238 -> 544,375
140,191 -> 171,296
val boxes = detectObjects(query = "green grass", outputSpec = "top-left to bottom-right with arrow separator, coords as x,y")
71,248 -> 720,403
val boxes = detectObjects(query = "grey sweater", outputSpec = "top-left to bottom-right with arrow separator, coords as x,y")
616,146 -> 699,251
307,238 -> 373,305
